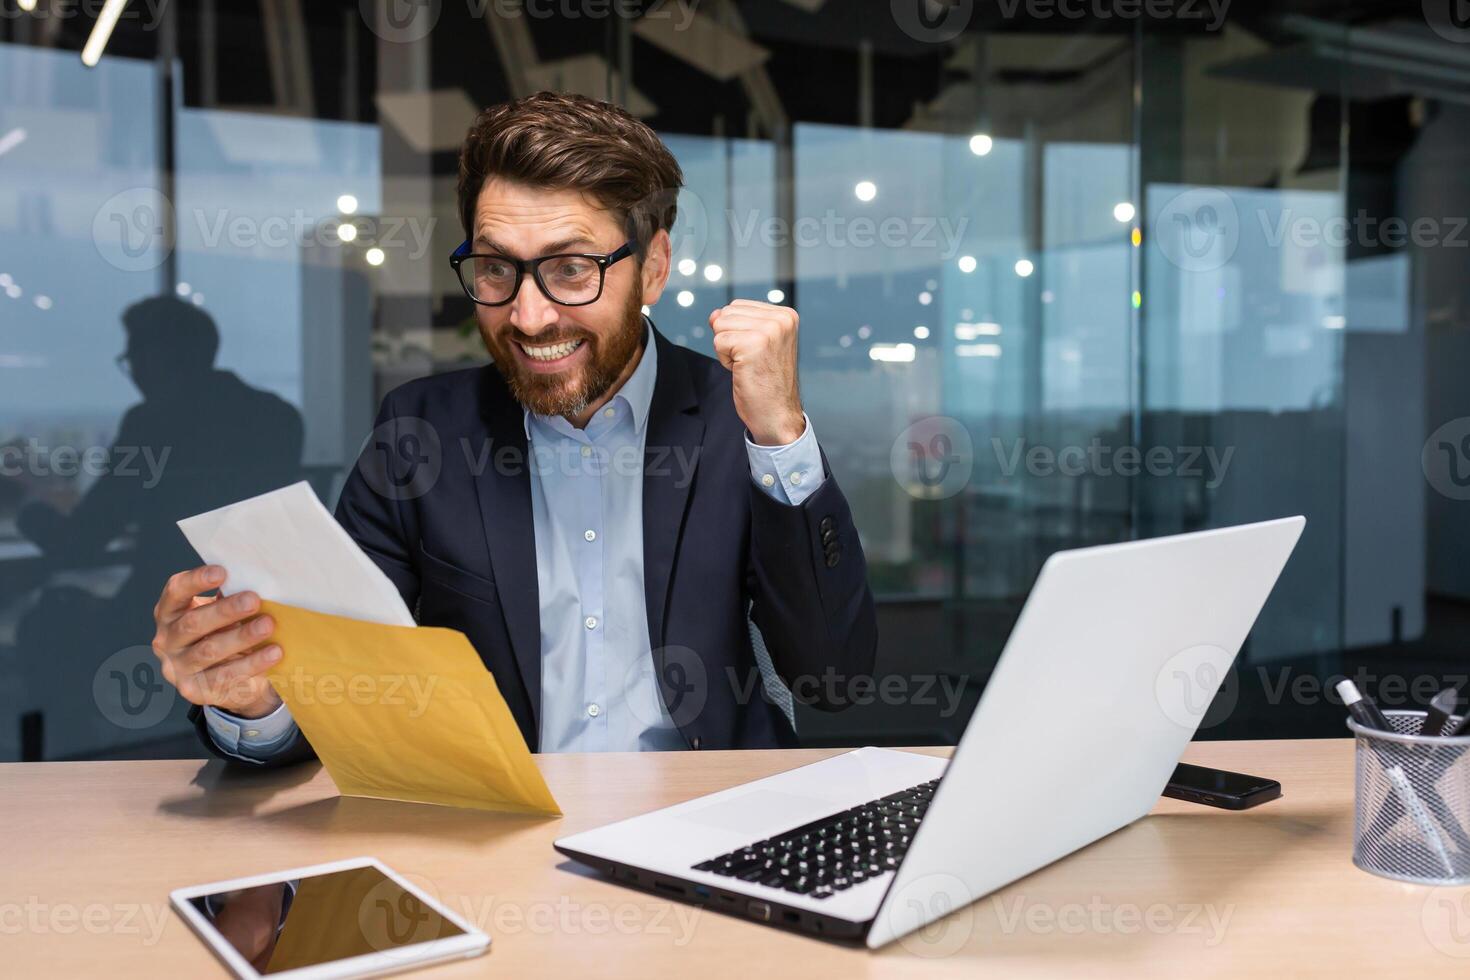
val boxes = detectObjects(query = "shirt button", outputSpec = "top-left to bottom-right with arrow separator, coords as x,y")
584,529 -> 597,542
789,471 -> 803,486
585,615 -> 598,630
243,729 -> 260,738
587,703 -> 601,718
603,407 -> 615,418
580,445 -> 592,457
761,473 -> 775,487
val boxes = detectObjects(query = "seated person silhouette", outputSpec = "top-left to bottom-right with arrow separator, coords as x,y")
16,295 -> 304,758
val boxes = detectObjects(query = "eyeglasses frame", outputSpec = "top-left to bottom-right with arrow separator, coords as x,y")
449,239 -> 637,307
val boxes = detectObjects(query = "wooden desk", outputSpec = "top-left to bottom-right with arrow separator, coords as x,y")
5,740 -> 1468,976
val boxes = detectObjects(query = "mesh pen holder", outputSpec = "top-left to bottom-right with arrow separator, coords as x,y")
1349,709 -> 1470,885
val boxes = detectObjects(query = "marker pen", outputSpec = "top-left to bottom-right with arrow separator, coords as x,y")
1338,679 -> 1391,732
1423,688 -> 1458,737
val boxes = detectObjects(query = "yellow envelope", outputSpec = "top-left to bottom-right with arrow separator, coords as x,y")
260,600 -> 560,816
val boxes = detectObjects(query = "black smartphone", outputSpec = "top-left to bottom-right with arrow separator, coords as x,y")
1163,763 -> 1281,810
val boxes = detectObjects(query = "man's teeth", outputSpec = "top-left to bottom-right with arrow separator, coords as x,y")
519,338 -> 584,361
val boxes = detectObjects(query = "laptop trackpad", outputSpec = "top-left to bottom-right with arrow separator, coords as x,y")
679,790 -> 831,836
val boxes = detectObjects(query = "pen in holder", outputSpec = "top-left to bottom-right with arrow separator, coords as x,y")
1348,709 -> 1470,885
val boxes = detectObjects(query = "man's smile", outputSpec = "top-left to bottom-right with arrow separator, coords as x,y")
515,337 -> 588,372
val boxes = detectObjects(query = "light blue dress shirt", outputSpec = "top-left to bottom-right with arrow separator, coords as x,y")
205,320 -> 825,760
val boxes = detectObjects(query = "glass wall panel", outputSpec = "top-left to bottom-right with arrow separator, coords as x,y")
4,3 -> 1469,758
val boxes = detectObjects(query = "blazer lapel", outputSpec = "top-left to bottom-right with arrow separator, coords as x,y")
642,327 -> 704,651
473,369 -> 543,741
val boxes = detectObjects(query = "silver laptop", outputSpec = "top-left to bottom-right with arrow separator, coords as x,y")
554,516 -> 1305,948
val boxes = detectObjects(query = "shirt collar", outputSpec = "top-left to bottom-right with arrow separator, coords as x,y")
521,317 -> 657,438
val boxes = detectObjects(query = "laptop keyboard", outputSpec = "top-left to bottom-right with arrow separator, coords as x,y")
690,778 -> 939,900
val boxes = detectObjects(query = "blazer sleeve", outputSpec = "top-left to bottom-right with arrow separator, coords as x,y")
745,447 -> 877,710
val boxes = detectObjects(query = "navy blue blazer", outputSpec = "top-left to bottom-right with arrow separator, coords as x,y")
190,325 -> 877,764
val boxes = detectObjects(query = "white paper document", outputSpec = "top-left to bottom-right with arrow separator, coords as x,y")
177,481 -> 414,627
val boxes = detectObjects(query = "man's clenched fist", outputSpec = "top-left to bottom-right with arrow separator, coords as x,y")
709,299 -> 806,445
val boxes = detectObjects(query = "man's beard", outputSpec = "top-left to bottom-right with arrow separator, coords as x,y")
483,289 -> 645,419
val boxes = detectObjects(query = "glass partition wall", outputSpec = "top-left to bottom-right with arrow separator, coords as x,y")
1,2 -> 1464,759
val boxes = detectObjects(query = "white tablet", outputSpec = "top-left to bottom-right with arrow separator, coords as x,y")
169,857 -> 490,979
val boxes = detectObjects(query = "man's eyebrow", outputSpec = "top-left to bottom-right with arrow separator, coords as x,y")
539,236 -> 598,254
472,234 -> 600,256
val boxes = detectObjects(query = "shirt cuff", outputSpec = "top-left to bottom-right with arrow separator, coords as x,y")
204,702 -> 299,763
745,413 -> 825,507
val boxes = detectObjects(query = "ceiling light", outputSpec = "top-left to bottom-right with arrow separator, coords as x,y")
81,0 -> 128,67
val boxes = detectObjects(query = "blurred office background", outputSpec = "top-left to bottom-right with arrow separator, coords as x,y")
2,0 -> 1467,760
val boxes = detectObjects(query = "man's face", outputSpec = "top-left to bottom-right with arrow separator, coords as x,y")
470,179 -> 669,418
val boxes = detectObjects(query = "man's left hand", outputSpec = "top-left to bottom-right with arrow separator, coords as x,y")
709,300 -> 806,446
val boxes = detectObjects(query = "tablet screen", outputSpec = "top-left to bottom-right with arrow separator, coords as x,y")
187,865 -> 466,974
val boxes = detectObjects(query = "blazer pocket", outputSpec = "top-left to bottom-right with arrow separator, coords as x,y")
417,542 -> 500,605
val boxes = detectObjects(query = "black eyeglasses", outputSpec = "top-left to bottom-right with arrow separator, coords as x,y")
449,239 -> 636,307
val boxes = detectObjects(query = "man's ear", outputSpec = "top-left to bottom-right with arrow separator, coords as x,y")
639,229 -> 673,308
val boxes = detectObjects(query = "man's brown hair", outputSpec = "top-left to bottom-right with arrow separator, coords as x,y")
457,91 -> 684,256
